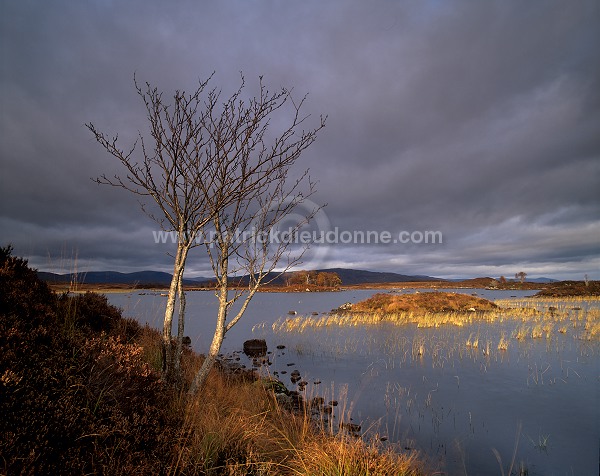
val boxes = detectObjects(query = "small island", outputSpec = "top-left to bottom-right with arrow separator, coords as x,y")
350,292 -> 498,314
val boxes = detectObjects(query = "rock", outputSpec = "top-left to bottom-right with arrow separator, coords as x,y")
276,344 -> 286,349
340,422 -> 361,435
182,336 -> 192,347
243,339 -> 268,357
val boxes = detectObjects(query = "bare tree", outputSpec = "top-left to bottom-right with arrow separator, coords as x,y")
87,76 -> 219,382
187,78 -> 326,394
87,74 -> 325,389
515,271 -> 527,283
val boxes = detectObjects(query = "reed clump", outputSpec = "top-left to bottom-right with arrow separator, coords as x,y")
274,292 -> 501,332
288,433 -> 422,476
274,292 -> 600,343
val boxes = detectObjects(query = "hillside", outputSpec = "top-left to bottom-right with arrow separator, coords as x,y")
37,268 -> 440,287
37,270 -> 208,286
318,268 -> 441,285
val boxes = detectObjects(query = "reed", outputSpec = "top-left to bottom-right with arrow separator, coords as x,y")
531,324 -> 543,339
497,333 -> 509,351
274,295 -> 600,342
287,433 -> 423,476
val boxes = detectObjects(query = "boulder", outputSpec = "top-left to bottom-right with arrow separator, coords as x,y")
243,339 -> 268,357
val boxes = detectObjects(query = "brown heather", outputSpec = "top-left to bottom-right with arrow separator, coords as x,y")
0,247 -> 427,475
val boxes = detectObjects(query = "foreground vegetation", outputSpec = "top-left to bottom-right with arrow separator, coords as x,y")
0,247 -> 424,475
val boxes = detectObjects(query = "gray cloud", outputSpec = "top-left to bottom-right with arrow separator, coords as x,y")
1,0 -> 598,280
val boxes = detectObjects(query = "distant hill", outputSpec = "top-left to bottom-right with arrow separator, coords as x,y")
450,276 -> 559,284
37,268 -> 439,287
521,277 -> 558,283
317,268 -> 441,285
37,270 -> 209,286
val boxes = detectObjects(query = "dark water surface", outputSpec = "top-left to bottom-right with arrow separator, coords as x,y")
108,289 -> 599,475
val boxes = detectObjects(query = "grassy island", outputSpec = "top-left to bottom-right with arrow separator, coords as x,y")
352,292 -> 498,314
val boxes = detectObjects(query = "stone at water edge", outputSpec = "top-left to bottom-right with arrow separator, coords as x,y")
243,339 -> 268,357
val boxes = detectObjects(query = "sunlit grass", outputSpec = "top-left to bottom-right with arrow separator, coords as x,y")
273,295 -> 600,342
497,333 -> 509,351
165,336 -> 428,475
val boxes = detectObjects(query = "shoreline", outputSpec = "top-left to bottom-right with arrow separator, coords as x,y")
47,280 -> 544,294
46,278 -> 599,297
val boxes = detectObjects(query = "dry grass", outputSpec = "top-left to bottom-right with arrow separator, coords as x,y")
274,293 -> 600,343
168,344 -> 429,475
288,434 -> 423,476
497,333 -> 509,351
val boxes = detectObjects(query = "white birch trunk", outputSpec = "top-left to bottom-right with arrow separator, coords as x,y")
188,252 -> 228,394
162,241 -> 188,380
174,270 -> 186,375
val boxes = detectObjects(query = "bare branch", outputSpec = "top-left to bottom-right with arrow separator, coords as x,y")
87,72 -> 325,391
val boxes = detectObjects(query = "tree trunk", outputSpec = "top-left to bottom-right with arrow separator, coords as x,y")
162,241 -> 189,380
188,266 -> 228,395
174,270 -> 186,377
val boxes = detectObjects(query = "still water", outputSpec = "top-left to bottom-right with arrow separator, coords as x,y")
108,289 -> 599,475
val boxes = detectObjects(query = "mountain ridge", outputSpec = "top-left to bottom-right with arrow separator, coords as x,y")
37,268 -> 440,286
36,268 -> 558,286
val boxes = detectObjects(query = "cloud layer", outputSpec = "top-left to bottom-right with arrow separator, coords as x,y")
1,1 -> 599,280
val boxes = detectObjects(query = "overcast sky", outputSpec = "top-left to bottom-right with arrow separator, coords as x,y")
1,1 -> 599,280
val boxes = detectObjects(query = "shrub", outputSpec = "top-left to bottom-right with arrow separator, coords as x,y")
0,246 -> 181,475
56,291 -> 140,339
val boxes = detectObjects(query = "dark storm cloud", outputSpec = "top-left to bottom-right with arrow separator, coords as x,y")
1,0 -> 598,280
